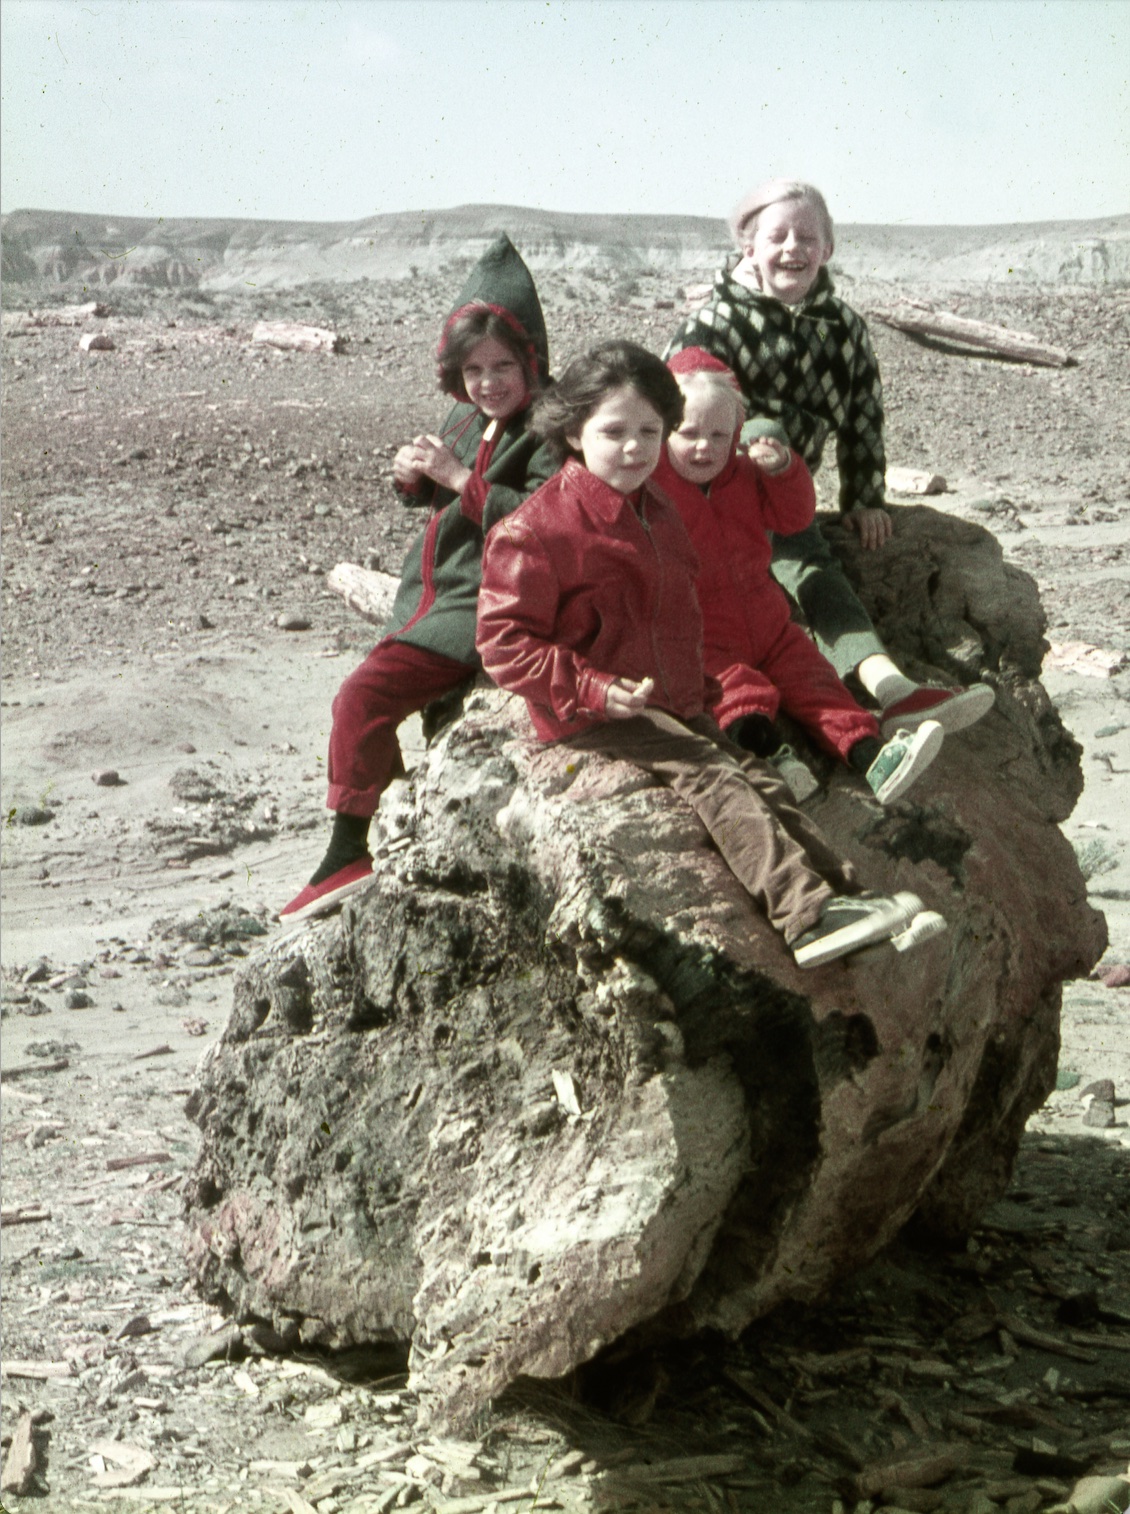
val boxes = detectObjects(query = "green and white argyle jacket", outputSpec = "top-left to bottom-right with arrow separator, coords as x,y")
665,264 -> 887,513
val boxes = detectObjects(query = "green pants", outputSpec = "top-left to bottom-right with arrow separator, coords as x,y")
770,521 -> 886,681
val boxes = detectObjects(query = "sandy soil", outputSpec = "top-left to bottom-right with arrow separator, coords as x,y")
2,268 -> 1128,1512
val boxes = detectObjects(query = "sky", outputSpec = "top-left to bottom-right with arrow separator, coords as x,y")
1,0 -> 1127,227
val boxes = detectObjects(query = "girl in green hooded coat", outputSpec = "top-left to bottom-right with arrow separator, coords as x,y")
281,236 -> 556,921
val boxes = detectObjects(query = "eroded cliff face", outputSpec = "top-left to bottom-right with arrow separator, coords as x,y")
4,206 -> 1128,290
183,507 -> 1105,1427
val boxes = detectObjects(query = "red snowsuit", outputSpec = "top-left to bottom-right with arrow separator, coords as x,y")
651,448 -> 879,761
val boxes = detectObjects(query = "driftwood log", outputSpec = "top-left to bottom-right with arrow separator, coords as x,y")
325,562 -> 401,626
870,299 -> 1074,367
251,320 -> 343,354
184,506 -> 1105,1428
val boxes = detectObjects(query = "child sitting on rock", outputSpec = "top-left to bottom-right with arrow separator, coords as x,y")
281,235 -> 557,922
477,339 -> 944,969
665,179 -> 994,739
653,348 -> 943,805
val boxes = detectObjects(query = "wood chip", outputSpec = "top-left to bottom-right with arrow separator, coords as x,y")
1,1411 -> 39,1496
1066,1328 -> 1130,1352
1,1058 -> 69,1081
998,1312 -> 1100,1363
551,1068 -> 582,1116
252,321 -> 343,354
106,1151 -> 172,1172
2,1359 -> 73,1380
612,1454 -> 745,1483
1043,641 -> 1128,678
857,1450 -> 960,1498
886,466 -> 947,495
0,1205 -> 52,1226
432,1489 -> 558,1514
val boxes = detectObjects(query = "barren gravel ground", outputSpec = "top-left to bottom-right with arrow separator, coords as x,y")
2,267 -> 1128,1512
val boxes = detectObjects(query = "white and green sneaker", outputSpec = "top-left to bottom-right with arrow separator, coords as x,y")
866,721 -> 943,805
792,891 -> 928,969
890,909 -> 948,953
769,743 -> 820,803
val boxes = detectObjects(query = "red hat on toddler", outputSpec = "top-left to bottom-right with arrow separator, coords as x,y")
666,347 -> 743,390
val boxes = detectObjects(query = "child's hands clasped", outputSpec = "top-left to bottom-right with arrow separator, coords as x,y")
844,505 -> 893,550
393,434 -> 473,495
746,437 -> 792,475
605,676 -> 655,719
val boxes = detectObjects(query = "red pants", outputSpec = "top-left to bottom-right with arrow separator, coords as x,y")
710,619 -> 879,762
327,639 -> 474,817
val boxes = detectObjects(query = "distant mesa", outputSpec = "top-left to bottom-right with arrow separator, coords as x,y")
1,204 -> 1128,290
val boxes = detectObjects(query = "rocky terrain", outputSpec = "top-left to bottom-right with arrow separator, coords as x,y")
2,211 -> 1129,1511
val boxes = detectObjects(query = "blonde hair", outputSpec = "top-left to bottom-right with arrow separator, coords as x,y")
729,180 -> 835,253
674,369 -> 745,431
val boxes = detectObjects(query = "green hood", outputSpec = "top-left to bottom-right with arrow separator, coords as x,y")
439,234 -> 549,385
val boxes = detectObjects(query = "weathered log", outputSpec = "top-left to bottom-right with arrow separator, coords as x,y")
252,320 -> 343,354
870,299 -> 1074,367
325,562 -> 401,626
184,506 -> 1105,1428
1,301 -> 110,333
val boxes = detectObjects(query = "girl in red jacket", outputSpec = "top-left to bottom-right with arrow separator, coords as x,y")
654,348 -> 944,806
477,340 -> 944,970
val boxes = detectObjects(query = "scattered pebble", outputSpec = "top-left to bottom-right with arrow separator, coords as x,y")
91,769 -> 124,787
10,805 -> 54,826
277,613 -> 312,631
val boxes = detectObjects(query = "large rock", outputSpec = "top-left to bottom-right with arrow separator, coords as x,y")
183,507 -> 1105,1426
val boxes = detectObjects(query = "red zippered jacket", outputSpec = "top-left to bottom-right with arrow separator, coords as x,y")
477,459 -> 709,742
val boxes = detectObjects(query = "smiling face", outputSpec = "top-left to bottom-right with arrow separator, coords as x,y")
666,385 -> 741,486
567,385 -> 666,494
743,198 -> 832,305
460,335 -> 529,420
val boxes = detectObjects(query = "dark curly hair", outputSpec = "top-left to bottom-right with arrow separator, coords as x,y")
531,341 -> 684,459
436,306 -> 538,402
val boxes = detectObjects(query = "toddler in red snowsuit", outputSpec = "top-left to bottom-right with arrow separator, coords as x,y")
653,348 -> 944,807
477,340 -> 944,969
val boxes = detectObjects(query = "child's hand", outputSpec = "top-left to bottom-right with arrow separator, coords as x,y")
844,506 -> 893,550
605,676 -> 655,719
392,442 -> 426,490
414,434 -> 473,494
747,437 -> 792,474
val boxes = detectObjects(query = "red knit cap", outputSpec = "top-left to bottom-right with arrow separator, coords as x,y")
666,347 -> 743,390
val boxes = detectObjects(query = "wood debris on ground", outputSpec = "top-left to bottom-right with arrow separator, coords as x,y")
870,298 -> 1075,366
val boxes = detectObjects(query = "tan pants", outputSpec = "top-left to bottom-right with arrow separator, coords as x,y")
568,709 -> 857,944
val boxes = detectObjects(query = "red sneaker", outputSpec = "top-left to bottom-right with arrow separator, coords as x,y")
879,684 -> 994,739
279,857 -> 374,923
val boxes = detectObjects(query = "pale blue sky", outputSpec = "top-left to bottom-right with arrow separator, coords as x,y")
2,0 -> 1127,225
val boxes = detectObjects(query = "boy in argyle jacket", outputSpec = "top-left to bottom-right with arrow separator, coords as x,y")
665,180 -> 993,740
